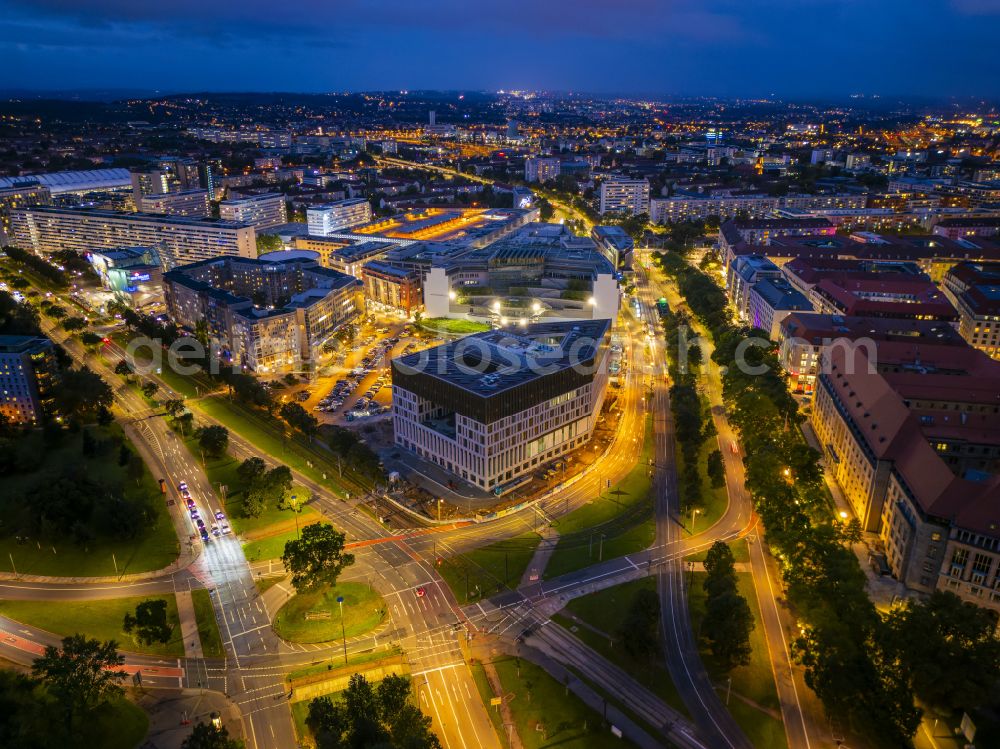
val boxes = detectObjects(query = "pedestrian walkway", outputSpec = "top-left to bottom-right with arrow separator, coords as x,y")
175,589 -> 204,659
519,529 -> 559,588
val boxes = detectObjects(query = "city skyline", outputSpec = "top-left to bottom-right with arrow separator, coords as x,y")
4,0 -> 1000,97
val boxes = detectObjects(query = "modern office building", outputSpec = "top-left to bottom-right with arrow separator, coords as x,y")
9,206 -> 256,270
524,157 -> 561,183
943,261 -> 1000,359
421,223 -> 620,324
87,247 -> 164,308
591,225 -> 634,271
361,261 -> 422,314
307,198 -> 373,235
163,251 -> 363,374
391,319 -> 611,492
0,335 -> 58,424
219,193 -> 288,229
138,189 -> 210,218
599,176 -> 650,216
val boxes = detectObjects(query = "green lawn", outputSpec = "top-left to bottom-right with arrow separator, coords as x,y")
0,594 -> 185,657
84,698 -> 149,749
109,332 -> 205,399
244,529 -> 302,562
193,396 -> 366,496
473,656 -> 636,749
685,539 -> 750,564
273,582 -> 386,644
545,415 -> 655,579
189,445 -> 319,537
286,645 -> 405,682
191,589 -> 224,658
255,574 -> 287,596
688,571 -> 787,749
0,425 -> 179,578
418,317 -> 490,335
677,432 -> 730,533
557,577 -> 689,716
438,532 -> 541,604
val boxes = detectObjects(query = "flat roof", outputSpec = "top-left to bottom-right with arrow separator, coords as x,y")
394,319 -> 610,397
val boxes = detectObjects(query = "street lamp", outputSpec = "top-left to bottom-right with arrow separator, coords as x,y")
290,494 -> 300,539
448,290 -> 456,301
492,301 -> 501,312
337,595 -> 348,665
690,507 -> 701,534
437,498 -> 444,522
839,510 -> 848,520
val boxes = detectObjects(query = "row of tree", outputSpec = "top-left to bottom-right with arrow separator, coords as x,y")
701,542 -> 754,670
654,251 -> 1000,747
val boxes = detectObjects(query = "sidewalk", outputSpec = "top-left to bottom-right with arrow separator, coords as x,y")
800,422 -> 909,608
175,589 -> 204,659
519,529 -> 559,588
135,688 -> 245,749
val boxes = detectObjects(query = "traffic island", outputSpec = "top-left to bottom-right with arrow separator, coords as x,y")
272,582 -> 386,644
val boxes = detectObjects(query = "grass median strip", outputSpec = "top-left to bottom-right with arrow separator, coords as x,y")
437,531 -> 541,604
472,655 -> 636,749
191,588 -> 224,658
0,594 -> 184,657
544,414 -> 655,579
688,570 -> 788,749
555,576 -> 690,717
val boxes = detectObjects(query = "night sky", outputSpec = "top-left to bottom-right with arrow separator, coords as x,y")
3,0 -> 1000,98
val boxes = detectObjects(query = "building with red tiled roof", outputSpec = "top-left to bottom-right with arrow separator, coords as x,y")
942,261 -> 1000,360
811,341 -> 1000,611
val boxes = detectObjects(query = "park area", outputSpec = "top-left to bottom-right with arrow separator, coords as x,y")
0,425 -> 178,578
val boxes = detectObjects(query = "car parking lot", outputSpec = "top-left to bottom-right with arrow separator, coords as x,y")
284,315 -> 444,427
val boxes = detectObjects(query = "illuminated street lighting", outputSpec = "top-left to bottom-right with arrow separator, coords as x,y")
448,290 -> 456,301
492,301 -> 501,312
839,510 -> 848,520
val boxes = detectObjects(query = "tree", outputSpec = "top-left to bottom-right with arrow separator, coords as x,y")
236,456 -> 267,487
0,668 -> 55,749
176,412 -> 194,435
280,402 -> 318,436
842,518 -> 863,544
181,722 -> 244,749
114,359 -> 133,379
141,382 -> 158,399
706,449 -> 725,489
702,589 -> 754,670
196,425 -> 229,459
618,587 -> 661,661
79,331 -> 103,347
122,599 -> 172,646
703,541 -> 737,597
31,635 -> 125,732
282,523 -> 355,593
243,489 -> 265,519
255,233 -> 283,254
883,591 -> 1000,713
306,673 -> 440,749
60,316 -> 87,332
51,366 -> 113,421
163,399 -> 185,417
687,343 -> 703,367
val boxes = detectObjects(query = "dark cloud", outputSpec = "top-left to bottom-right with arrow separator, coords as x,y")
0,0 -> 998,96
